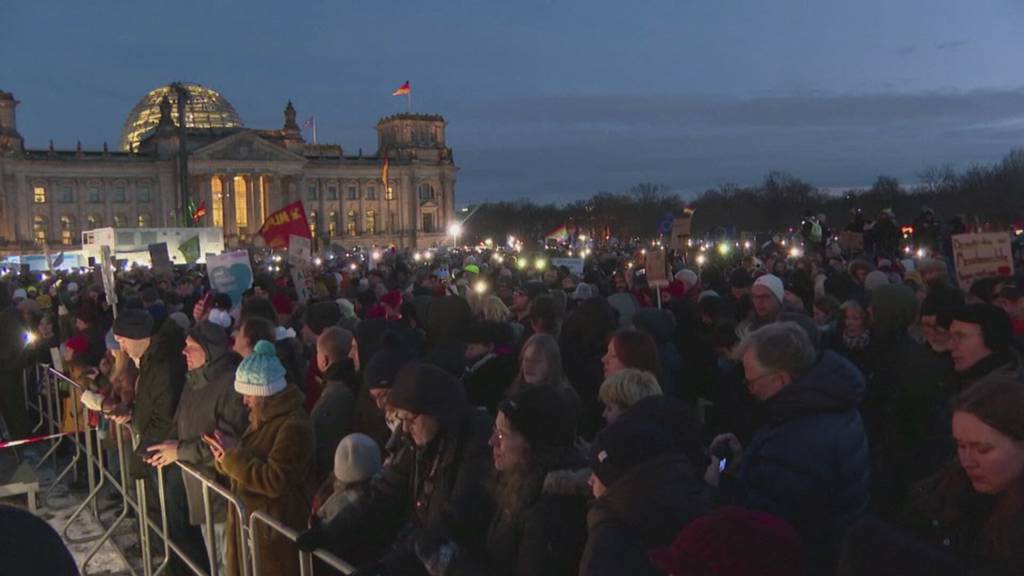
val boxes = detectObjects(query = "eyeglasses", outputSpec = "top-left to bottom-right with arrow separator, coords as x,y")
394,411 -> 421,425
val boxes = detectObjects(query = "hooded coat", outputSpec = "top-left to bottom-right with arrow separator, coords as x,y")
865,284 -> 953,515
310,358 -> 358,484
559,297 -> 617,440
579,453 -> 709,576
218,385 -> 314,576
130,318 -> 188,479
632,308 -> 683,399
173,321 -> 247,525
325,364 -> 494,574
719,350 -> 870,575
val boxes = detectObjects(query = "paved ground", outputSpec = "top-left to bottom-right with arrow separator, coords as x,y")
2,441 -> 140,575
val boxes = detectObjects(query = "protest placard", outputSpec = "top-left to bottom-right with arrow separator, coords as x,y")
952,232 -> 1014,291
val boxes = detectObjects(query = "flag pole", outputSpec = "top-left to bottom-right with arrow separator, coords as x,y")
406,91 -> 411,113
313,115 -> 318,144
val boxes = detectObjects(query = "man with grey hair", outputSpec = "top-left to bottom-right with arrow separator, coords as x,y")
706,321 -> 870,575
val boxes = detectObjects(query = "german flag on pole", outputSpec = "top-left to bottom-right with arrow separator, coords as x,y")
381,154 -> 390,191
392,81 -> 410,96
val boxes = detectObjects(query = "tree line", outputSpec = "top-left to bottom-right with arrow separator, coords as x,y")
464,148 -> 1024,243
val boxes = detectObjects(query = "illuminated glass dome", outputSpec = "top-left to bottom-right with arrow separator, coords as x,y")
120,82 -> 244,151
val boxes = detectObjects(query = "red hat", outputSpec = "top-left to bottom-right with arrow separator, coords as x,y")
271,292 -> 295,316
381,290 -> 403,309
65,335 -> 89,355
666,280 -> 687,299
648,507 -> 802,576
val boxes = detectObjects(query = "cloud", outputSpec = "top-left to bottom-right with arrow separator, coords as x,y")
450,88 -> 1024,203
936,40 -> 968,50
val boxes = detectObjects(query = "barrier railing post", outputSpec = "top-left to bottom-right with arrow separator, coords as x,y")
248,510 -> 355,576
81,421 -> 139,576
202,483 -> 219,576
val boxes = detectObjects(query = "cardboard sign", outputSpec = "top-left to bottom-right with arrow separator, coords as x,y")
838,231 -> 864,252
952,232 -> 1014,291
645,249 -> 669,286
206,251 -> 254,308
550,257 -> 584,276
288,234 -> 312,264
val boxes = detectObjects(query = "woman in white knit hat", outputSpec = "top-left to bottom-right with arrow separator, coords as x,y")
204,339 -> 314,576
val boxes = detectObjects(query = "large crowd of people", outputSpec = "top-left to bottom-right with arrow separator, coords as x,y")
2,211 -> 1023,576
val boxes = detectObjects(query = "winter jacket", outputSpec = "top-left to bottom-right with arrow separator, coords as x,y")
218,385 -> 314,576
633,308 -> 683,399
559,298 -> 618,440
579,452 -> 709,576
460,352 -> 518,413
447,461 -> 590,576
173,324 -> 247,525
311,359 -> 358,484
861,464 -> 1024,576
322,407 -> 494,575
720,350 -> 870,575
130,319 -> 187,479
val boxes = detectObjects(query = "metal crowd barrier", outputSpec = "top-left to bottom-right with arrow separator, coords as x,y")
25,364 -> 355,576
249,510 -> 356,576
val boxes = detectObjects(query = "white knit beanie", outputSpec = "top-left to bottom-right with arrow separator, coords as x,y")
753,274 -> 784,303
333,433 -> 382,483
234,340 -> 287,397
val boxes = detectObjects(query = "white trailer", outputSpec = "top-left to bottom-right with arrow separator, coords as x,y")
81,227 -> 225,267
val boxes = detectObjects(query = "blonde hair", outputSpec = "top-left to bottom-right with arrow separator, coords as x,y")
598,368 -> 662,410
480,295 -> 511,322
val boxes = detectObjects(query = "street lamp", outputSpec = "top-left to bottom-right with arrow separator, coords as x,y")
448,222 -> 463,247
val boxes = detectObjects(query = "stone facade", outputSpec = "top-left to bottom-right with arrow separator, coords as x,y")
0,85 -> 456,252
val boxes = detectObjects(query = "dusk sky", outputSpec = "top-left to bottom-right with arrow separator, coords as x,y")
2,0 -> 1023,205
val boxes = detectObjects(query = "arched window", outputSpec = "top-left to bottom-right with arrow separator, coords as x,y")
33,215 -> 48,243
328,211 -> 338,237
60,215 -> 75,246
346,210 -> 358,236
234,175 -> 248,232
309,210 -> 318,239
114,214 -> 126,228
137,213 -> 150,228
365,210 -> 376,235
417,183 -> 435,201
87,214 -> 102,229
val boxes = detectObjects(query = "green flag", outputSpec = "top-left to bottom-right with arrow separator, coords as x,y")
178,235 -> 200,264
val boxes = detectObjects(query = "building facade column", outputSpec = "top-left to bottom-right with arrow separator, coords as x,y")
223,175 -> 237,237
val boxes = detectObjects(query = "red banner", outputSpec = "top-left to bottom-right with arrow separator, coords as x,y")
259,201 -> 311,249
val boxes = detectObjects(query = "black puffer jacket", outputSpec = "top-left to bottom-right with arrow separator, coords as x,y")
130,319 -> 187,478
579,452 -> 708,576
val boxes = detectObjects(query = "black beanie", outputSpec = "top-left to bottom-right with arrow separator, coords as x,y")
498,385 -> 576,452
589,411 -> 675,488
363,342 -> 414,390
389,363 -> 469,428
951,304 -> 1012,354
306,301 -> 342,335
113,309 -> 154,339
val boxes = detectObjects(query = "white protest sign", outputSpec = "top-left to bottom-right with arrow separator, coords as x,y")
952,232 -> 1014,291
291,263 -> 314,303
550,257 -> 584,276
206,251 -> 254,308
288,234 -> 311,264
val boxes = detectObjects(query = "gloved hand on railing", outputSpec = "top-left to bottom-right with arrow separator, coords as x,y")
81,390 -> 105,411
295,523 -> 327,553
